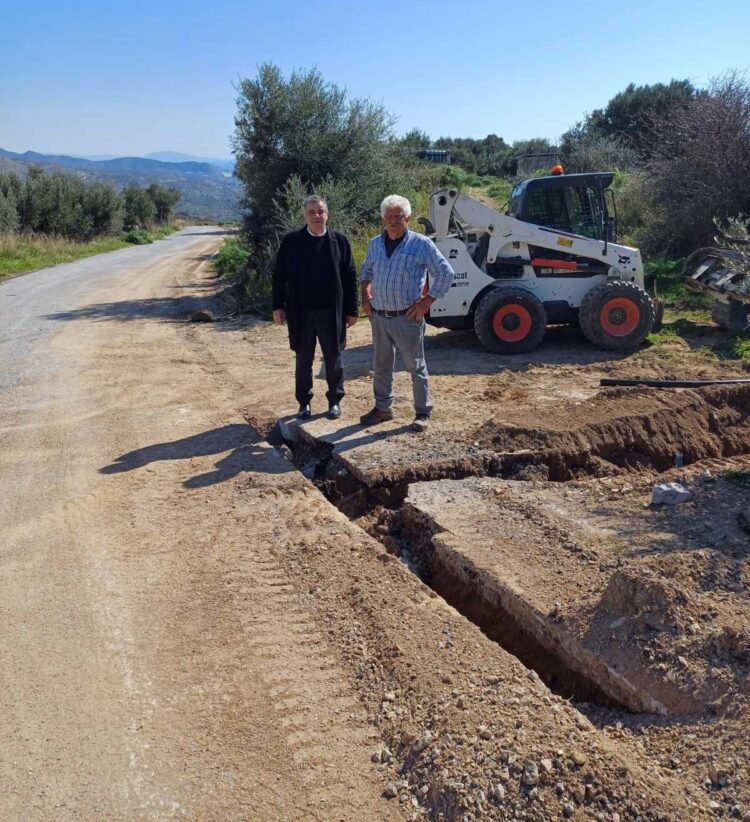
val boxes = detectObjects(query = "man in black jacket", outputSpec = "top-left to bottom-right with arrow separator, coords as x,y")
272,195 -> 358,420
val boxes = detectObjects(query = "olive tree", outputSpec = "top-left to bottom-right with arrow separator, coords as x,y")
232,63 -> 400,259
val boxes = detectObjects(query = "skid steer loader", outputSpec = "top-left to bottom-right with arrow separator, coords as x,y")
421,173 -> 662,353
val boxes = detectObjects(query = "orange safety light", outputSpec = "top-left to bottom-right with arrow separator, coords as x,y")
550,164 -> 564,175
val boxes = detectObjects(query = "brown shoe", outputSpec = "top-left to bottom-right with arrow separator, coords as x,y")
411,413 -> 430,433
359,407 -> 394,426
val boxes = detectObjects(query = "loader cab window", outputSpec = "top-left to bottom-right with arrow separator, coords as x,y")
511,176 -> 608,240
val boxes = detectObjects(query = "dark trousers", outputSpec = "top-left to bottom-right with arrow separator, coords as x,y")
295,308 -> 345,406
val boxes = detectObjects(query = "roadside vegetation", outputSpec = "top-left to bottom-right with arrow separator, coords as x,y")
0,167 -> 182,278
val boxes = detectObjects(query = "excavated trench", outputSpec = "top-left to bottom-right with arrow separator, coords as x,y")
268,383 -> 750,714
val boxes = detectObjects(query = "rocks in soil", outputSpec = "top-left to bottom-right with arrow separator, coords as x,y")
189,308 -> 215,322
651,482 -> 692,505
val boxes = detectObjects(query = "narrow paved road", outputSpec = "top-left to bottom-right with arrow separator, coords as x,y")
0,230 -> 398,820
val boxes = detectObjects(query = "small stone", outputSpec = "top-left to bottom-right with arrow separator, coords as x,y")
521,762 -> 540,787
493,783 -> 506,801
540,758 -> 554,774
385,783 -> 398,798
478,726 -> 492,741
384,691 -> 396,702
571,750 -> 588,767
413,730 -> 434,753
563,802 -> 575,818
572,785 -> 586,803
651,482 -> 692,506
709,800 -> 721,812
278,444 -> 294,461
189,308 -> 215,322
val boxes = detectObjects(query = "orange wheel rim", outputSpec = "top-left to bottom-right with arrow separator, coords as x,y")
600,297 -> 640,336
493,304 -> 533,342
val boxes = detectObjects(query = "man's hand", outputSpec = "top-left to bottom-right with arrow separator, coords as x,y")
272,309 -> 286,325
345,315 -> 358,328
406,296 -> 434,321
361,285 -> 373,317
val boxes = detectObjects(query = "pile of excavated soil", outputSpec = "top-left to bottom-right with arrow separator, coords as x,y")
472,384 -> 750,477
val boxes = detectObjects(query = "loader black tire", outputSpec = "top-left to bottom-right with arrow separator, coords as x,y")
474,287 -> 547,354
579,281 -> 654,350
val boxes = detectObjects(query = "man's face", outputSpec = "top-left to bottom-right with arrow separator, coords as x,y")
383,205 -> 410,238
304,201 -> 329,235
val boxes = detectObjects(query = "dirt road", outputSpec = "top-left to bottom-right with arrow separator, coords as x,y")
2,231 -> 745,821
0,232 -> 399,820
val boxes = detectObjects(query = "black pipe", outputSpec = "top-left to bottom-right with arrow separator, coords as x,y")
601,377 -> 750,388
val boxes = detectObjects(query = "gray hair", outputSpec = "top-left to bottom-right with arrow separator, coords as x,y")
380,194 -> 412,219
303,194 -> 328,212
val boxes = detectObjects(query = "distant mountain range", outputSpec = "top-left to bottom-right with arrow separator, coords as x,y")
0,148 -> 240,222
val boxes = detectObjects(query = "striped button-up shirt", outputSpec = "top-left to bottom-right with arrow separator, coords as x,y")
360,230 -> 455,311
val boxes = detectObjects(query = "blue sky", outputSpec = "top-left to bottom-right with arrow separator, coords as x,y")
1,0 -> 748,159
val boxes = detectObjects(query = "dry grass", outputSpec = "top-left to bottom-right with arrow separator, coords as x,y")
0,227 -> 177,280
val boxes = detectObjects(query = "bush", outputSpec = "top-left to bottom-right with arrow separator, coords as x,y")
124,229 -> 153,244
214,237 -> 250,278
643,72 -> 750,255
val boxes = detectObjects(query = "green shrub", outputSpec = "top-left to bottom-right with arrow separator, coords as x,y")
214,237 -> 250,278
124,229 -> 153,244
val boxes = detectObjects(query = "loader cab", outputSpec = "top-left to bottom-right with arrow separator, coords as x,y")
508,172 -> 617,242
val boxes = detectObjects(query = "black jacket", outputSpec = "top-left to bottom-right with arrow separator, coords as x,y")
272,227 -> 358,352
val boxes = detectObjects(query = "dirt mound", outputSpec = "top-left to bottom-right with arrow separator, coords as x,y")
473,384 -> 750,478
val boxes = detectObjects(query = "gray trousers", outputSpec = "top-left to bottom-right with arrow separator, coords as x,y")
370,313 -> 432,416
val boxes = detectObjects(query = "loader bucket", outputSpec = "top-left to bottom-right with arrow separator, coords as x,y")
681,247 -> 750,332
681,247 -> 750,302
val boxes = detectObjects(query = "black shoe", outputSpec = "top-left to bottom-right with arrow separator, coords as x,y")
297,403 -> 311,420
327,403 -> 342,420
359,407 -> 395,426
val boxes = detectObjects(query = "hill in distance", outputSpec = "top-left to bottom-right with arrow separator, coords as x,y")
0,147 -> 240,222
144,151 -> 234,171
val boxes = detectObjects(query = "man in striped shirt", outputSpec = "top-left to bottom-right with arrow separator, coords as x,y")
359,194 -> 454,432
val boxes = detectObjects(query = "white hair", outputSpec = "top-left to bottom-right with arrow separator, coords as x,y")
303,194 -> 328,211
380,194 -> 412,219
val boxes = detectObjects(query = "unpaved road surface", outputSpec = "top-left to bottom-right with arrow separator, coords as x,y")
0,231 -> 398,820
2,231 -> 747,821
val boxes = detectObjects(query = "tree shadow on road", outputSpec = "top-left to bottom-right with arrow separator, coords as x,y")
100,422 -> 295,487
45,295 -> 217,323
